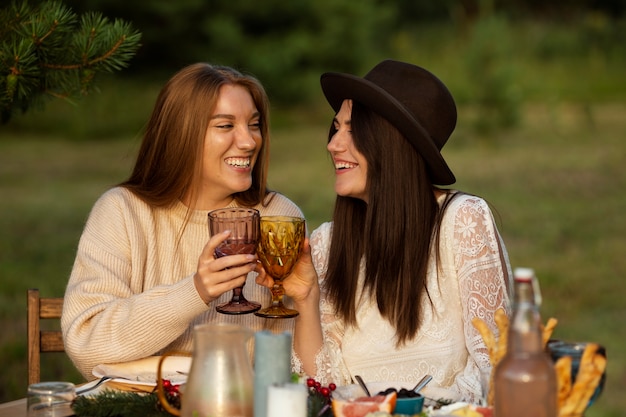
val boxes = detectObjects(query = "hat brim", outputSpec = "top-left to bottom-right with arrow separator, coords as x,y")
320,72 -> 455,185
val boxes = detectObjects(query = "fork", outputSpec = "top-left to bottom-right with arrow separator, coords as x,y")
76,376 -> 115,395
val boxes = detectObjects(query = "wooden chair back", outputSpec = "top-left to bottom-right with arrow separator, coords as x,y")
27,288 -> 65,384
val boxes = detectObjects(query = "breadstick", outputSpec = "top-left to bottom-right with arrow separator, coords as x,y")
472,308 -> 509,407
559,343 -> 606,416
555,355 -> 572,410
542,317 -> 558,347
494,308 -> 509,364
472,317 -> 496,362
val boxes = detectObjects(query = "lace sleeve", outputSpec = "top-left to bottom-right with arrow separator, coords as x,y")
291,222 -> 354,386
446,195 -> 512,402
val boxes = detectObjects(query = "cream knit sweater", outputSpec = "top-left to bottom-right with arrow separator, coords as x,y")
61,186 -> 303,379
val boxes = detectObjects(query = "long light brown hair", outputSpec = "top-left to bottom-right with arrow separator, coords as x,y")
324,102 -> 457,345
120,63 -> 271,209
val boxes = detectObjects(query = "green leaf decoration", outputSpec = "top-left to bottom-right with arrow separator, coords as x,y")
71,390 -> 176,417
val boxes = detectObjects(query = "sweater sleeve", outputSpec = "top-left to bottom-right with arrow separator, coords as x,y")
61,189 -> 209,379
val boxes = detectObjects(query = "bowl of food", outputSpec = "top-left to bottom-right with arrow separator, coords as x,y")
547,340 -> 607,409
374,385 -> 424,415
394,392 -> 424,414
336,381 -> 460,403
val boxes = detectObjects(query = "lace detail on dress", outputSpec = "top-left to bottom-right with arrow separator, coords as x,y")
294,194 -> 511,401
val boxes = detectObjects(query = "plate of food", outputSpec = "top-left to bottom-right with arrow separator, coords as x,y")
92,355 -> 191,392
428,402 -> 493,417
333,381 -> 462,409
331,381 -> 484,417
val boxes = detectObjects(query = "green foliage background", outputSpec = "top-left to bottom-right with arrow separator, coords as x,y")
1,1 -> 626,416
56,0 -> 396,103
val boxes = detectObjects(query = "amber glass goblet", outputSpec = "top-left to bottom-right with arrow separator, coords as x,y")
255,216 -> 306,318
208,208 -> 261,314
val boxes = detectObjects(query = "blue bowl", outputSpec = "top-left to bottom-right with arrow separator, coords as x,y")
394,394 -> 424,415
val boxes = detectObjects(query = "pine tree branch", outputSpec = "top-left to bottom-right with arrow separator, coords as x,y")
35,20 -> 60,46
0,0 -> 142,124
90,35 -> 128,66
71,390 -> 175,417
42,29 -> 132,71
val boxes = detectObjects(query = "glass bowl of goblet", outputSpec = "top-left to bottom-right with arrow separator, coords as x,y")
208,207 -> 261,314
255,216 -> 306,318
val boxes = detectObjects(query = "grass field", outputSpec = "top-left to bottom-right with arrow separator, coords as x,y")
1,20 -> 625,416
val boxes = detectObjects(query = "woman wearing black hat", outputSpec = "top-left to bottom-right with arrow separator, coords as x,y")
258,60 -> 512,402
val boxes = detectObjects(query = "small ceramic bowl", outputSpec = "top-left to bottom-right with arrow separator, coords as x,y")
394,393 -> 425,415
547,340 -> 606,408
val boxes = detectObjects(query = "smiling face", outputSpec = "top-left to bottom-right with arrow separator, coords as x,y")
328,99 -> 369,202
198,84 -> 262,209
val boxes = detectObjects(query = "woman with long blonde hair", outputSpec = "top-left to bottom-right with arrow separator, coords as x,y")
62,63 -> 303,378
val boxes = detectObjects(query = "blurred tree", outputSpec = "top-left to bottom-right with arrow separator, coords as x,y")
199,0 -> 395,102
61,0 -> 394,104
0,0 -> 141,124
394,0 -> 459,23
464,12 -> 521,134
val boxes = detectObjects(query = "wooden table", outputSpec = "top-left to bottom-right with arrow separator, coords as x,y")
0,398 -> 27,417
0,379 -> 114,417
0,397 -> 75,417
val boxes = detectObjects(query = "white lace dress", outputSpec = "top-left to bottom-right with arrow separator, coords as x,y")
292,193 -> 512,403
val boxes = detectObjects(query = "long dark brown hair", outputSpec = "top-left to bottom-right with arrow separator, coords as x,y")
324,101 -> 457,346
120,63 -> 271,209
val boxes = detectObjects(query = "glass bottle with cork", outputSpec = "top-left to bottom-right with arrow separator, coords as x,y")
494,267 -> 557,417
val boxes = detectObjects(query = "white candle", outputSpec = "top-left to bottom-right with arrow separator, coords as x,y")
266,383 -> 308,417
253,331 -> 292,417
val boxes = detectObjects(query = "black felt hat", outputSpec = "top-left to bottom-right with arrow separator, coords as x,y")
320,60 -> 457,185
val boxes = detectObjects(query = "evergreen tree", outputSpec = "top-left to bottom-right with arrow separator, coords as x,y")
0,0 -> 141,123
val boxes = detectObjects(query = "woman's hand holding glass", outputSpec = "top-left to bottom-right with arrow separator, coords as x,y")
255,237 -> 320,306
194,230 -> 258,305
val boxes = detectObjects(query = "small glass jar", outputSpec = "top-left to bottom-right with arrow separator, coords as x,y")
27,381 -> 76,417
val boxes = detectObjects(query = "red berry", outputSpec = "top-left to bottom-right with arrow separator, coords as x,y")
307,378 -> 316,388
320,387 -> 331,397
315,381 -> 321,389
329,383 -> 337,391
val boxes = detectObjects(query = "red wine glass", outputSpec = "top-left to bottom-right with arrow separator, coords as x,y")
208,208 -> 261,314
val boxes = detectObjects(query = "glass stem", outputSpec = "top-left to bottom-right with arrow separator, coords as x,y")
231,286 -> 244,302
270,283 -> 285,306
